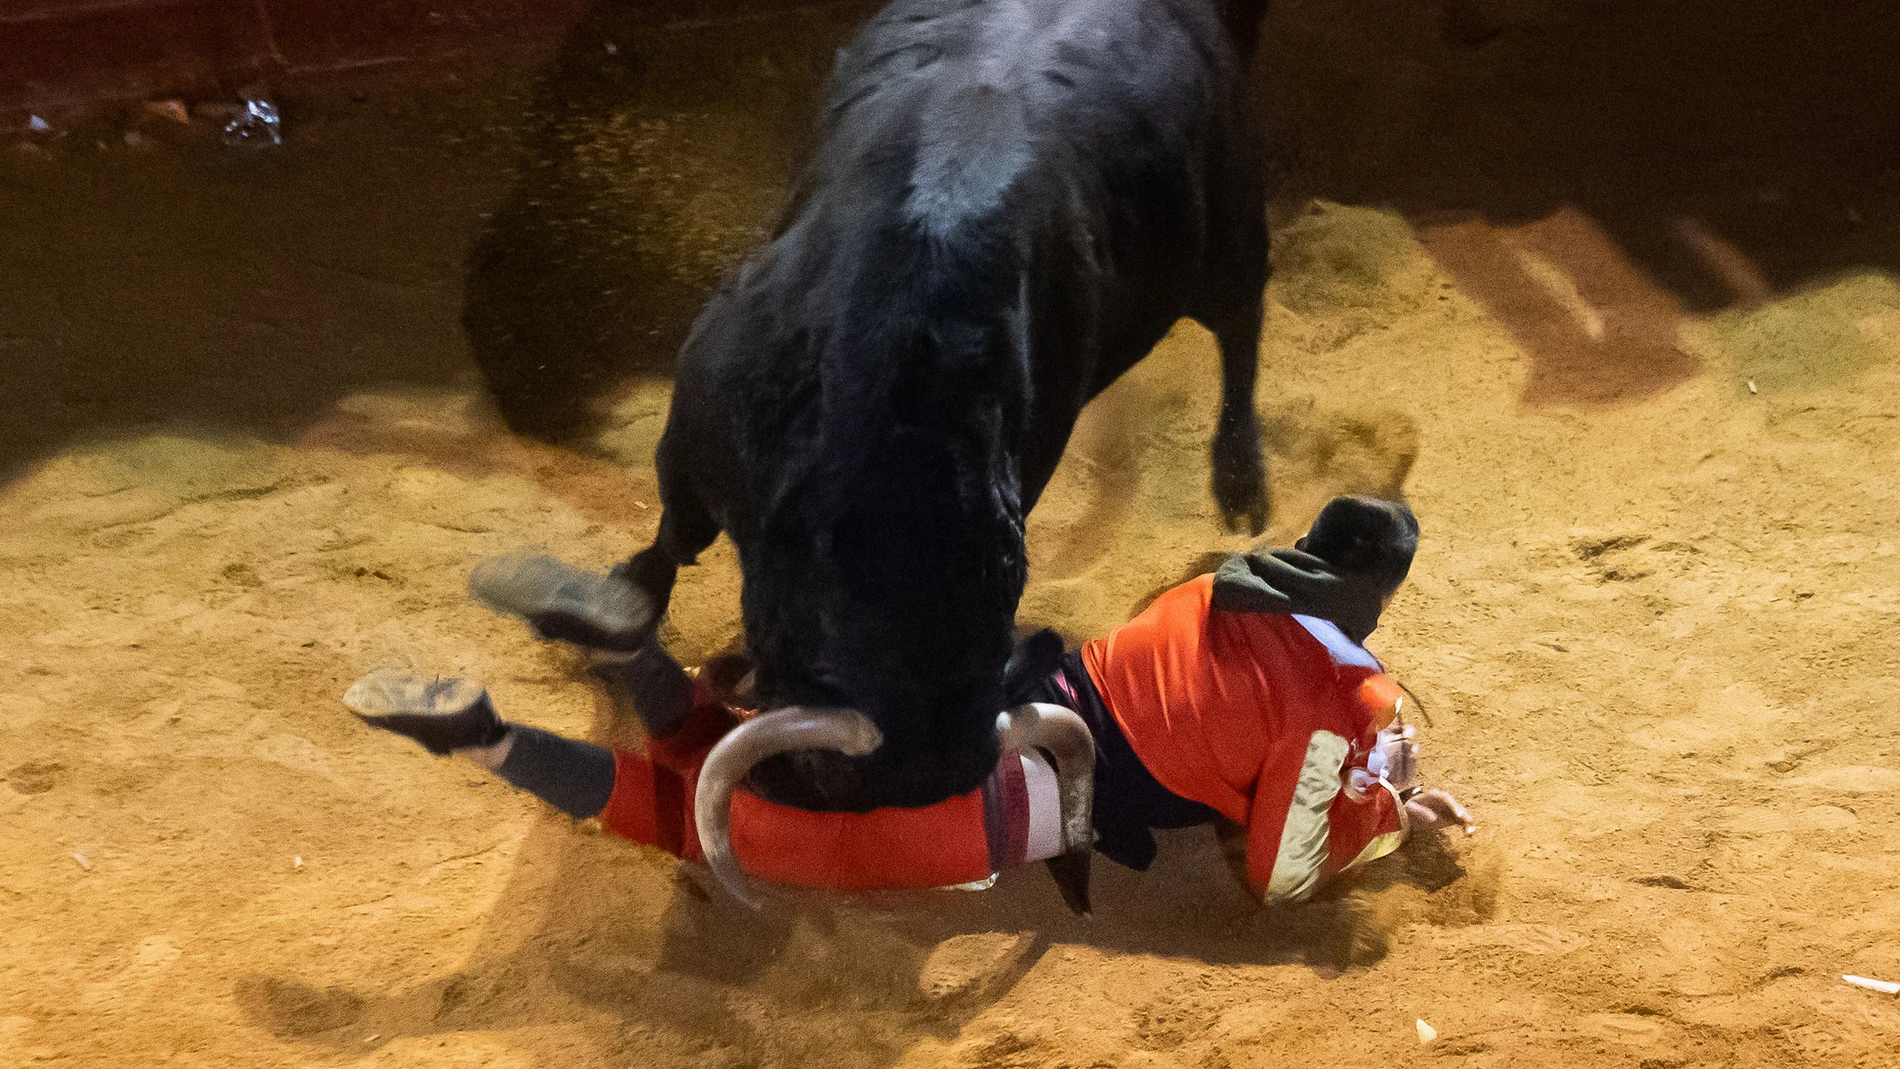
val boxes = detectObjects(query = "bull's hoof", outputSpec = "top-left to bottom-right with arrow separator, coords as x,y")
1211,418 -> 1269,536
469,552 -> 659,652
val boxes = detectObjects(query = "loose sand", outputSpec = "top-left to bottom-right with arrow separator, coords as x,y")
6,195 -> 1900,1068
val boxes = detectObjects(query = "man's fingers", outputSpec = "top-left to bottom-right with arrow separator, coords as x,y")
1405,789 -> 1473,831
1417,789 -> 1472,826
1404,798 -> 1444,828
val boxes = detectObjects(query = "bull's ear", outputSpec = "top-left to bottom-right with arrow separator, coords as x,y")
1002,628 -> 1065,702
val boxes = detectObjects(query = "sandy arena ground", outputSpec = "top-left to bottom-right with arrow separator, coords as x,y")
7,201 -> 1900,1067
5,2 -> 1900,1066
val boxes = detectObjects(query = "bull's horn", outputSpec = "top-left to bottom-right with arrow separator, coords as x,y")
692,705 -> 882,909
996,703 -> 1096,853
997,702 -> 1096,917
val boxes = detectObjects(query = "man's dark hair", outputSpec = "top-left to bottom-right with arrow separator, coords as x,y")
1295,496 -> 1420,594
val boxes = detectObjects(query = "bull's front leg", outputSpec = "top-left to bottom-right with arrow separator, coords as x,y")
469,446 -> 721,650
1210,295 -> 1270,536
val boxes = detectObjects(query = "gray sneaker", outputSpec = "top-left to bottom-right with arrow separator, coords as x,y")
468,552 -> 656,651
345,669 -> 505,755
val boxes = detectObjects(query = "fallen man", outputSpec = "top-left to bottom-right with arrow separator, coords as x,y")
347,496 -> 1470,912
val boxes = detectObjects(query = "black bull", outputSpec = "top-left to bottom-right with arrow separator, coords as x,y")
607,0 -> 1273,813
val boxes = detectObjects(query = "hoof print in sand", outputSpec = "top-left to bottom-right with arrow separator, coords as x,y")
235,976 -> 366,1038
5,761 -> 64,795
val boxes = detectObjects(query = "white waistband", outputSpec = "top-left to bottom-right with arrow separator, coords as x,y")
1021,749 -> 1063,864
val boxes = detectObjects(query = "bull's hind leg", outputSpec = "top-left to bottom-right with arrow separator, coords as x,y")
1209,292 -> 1270,535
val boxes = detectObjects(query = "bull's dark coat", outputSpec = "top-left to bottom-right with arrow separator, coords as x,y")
622,0 -> 1273,810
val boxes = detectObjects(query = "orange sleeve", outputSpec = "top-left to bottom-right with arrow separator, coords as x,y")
1355,673 -> 1403,731
1242,730 -> 1345,901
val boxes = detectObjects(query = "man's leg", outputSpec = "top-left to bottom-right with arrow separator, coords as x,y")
345,670 -> 1016,887
585,643 -> 695,739
345,667 -> 747,861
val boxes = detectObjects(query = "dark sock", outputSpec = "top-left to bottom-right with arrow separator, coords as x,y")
495,726 -> 618,819
590,644 -> 693,738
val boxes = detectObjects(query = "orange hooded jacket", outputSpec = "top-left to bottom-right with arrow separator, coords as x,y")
1081,574 -> 1407,901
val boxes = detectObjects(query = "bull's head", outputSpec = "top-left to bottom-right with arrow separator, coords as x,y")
697,343 -> 1096,907
734,362 -> 1032,803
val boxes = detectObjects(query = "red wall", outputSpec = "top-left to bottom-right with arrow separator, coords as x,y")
0,0 -> 590,113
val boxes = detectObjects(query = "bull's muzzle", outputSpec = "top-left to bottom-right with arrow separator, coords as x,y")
691,702 -> 1096,912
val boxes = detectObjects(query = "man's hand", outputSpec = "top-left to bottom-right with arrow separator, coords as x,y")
1403,788 -> 1473,833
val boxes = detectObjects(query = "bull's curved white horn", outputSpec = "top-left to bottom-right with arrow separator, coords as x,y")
995,702 -> 1095,856
997,702 -> 1096,915
692,705 -> 882,909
